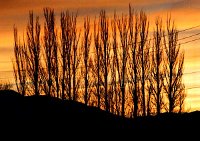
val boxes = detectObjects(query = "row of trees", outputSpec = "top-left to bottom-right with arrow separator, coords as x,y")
13,6 -> 186,118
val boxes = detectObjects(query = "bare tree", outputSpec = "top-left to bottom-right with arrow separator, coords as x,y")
163,17 -> 185,113
149,17 -> 164,115
60,12 -> 67,100
117,14 -> 129,117
42,8 -> 60,98
26,11 -> 41,96
71,13 -> 80,101
13,27 -> 27,96
139,11 -> 149,116
43,8 -> 56,97
60,11 -> 78,100
111,12 -> 120,115
12,7 -> 187,117
128,7 -> 140,118
51,30 -> 60,98
82,17 -> 91,105
109,55 -> 117,114
93,18 -> 102,108
99,10 -> 110,112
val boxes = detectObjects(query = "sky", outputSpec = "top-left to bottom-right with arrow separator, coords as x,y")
0,0 -> 200,111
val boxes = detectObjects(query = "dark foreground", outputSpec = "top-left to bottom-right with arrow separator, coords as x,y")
0,90 -> 199,135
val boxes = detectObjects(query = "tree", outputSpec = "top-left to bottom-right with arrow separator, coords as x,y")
117,14 -> 129,117
128,7 -> 140,118
99,10 -> 110,112
60,12 -> 67,100
82,17 -> 91,105
111,12 -> 120,115
43,8 -> 56,97
13,27 -> 27,96
149,17 -> 164,115
71,13 -> 80,101
60,11 -> 78,100
12,7 -> 187,117
26,11 -> 41,96
93,18 -> 102,108
51,25 -> 60,98
139,11 -> 149,116
163,17 -> 185,113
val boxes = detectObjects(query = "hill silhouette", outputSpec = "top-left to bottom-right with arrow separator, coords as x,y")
0,90 -> 132,131
0,90 -> 200,133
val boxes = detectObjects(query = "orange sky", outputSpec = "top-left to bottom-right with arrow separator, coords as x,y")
0,0 -> 200,111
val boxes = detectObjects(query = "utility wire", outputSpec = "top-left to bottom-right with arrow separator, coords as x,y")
1,24 -> 200,64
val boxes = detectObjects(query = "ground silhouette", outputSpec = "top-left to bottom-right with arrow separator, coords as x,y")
0,90 -> 199,134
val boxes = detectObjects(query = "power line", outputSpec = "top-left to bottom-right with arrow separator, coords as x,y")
178,32 -> 200,41
4,78 -> 200,91
184,71 -> 200,75
1,25 -> 200,90
0,70 -> 14,72
1,14 -> 200,93
178,24 -> 200,33
186,86 -> 200,90
1,67 -> 200,79
146,24 -> 200,43
180,37 -> 200,45
0,24 -> 200,64
2,34 -> 200,74
1,33 -> 200,65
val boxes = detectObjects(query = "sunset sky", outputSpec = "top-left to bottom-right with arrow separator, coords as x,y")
0,0 -> 200,111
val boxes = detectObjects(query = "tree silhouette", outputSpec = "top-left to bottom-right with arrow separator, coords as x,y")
43,8 -> 56,97
93,17 -> 103,109
60,12 -> 67,100
149,17 -> 164,115
13,27 -> 27,96
60,11 -> 78,100
71,12 -> 80,101
12,6 -> 186,117
128,7 -> 140,118
163,17 -> 185,113
82,17 -> 91,105
111,12 -> 120,115
117,14 -> 129,117
26,12 -> 41,96
139,11 -> 149,116
99,10 -> 110,112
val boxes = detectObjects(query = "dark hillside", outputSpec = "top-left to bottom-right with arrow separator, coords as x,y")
0,90 -> 199,134
0,90 -> 131,131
